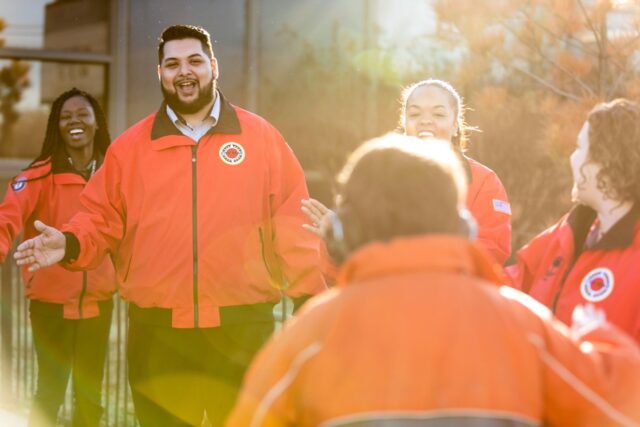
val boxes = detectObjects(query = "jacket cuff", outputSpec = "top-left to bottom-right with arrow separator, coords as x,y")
62,232 -> 80,263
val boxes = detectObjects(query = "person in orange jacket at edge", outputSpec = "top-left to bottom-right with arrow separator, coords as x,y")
302,79 -> 512,275
0,88 -> 115,427
14,25 -> 326,427
227,134 -> 640,427
507,98 -> 640,343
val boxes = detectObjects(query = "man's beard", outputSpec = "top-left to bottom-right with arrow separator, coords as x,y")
161,77 -> 215,115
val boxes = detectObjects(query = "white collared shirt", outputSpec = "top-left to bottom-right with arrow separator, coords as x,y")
166,90 -> 221,142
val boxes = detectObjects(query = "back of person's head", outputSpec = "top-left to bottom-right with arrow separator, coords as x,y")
30,87 -> 110,167
586,98 -> 640,204
334,133 -> 467,255
158,24 -> 214,63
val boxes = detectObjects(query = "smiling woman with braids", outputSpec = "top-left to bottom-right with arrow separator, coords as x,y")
0,88 -> 115,427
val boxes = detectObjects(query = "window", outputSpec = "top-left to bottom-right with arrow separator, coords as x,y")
0,0 -> 111,160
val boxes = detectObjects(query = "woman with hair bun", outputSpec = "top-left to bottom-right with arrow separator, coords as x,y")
303,79 -> 512,265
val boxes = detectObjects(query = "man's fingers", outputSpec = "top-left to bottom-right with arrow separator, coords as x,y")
15,253 -> 34,265
14,247 -> 33,260
34,220 -> 59,237
16,239 -> 34,252
33,220 -> 48,232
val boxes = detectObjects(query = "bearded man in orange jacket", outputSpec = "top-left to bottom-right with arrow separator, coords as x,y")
14,24 -> 326,427
226,134 -> 640,427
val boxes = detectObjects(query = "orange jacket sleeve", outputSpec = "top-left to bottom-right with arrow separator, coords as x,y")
505,222 -> 559,293
226,295 -> 335,427
467,168 -> 512,265
224,334 -> 301,427
62,148 -> 126,270
0,175 -> 43,262
264,129 -> 327,298
537,316 -> 640,425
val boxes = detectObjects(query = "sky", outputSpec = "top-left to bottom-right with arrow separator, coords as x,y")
377,0 -> 435,41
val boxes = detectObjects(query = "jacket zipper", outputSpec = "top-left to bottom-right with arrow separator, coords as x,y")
258,227 -> 274,278
259,227 -> 286,322
551,255 -> 578,314
78,271 -> 87,319
191,145 -> 199,327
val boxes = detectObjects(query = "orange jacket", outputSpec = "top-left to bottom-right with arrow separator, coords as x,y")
63,95 -> 326,328
227,236 -> 640,427
0,159 -> 115,319
506,204 -> 640,342
466,157 -> 512,264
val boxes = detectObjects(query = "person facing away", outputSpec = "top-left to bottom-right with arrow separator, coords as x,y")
507,98 -> 640,343
228,134 -> 640,427
0,88 -> 115,427
14,24 -> 326,427
303,79 -> 511,268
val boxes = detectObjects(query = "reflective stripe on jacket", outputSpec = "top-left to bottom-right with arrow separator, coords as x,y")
228,236 -> 640,427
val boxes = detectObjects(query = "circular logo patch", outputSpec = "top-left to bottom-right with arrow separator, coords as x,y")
580,268 -> 614,302
11,177 -> 27,192
219,142 -> 245,165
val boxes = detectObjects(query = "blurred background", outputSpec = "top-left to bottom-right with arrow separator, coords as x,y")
2,0 -> 640,246
1,0 -> 640,423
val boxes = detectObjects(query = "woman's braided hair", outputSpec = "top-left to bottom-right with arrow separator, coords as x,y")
19,88 -> 110,182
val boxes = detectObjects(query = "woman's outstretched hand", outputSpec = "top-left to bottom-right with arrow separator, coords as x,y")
301,198 -> 333,238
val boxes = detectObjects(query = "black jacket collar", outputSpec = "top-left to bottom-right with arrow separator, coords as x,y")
51,146 -> 104,180
567,203 -> 639,250
150,90 -> 241,140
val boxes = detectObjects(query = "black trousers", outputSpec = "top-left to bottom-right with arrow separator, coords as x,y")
127,304 -> 275,427
28,299 -> 113,427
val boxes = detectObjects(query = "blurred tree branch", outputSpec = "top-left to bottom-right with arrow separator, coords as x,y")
431,0 -> 640,249
0,18 -> 32,147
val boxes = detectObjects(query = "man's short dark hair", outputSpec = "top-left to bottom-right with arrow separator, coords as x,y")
158,25 -> 214,63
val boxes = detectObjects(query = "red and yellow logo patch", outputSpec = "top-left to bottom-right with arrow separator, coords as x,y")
219,142 -> 245,165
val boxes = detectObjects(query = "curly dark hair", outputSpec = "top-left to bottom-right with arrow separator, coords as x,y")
19,88 -> 110,182
587,98 -> 640,204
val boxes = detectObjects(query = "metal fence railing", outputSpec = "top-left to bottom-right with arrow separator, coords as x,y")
0,255 -> 137,426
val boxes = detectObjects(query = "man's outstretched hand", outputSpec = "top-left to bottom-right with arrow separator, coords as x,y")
14,220 -> 66,272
